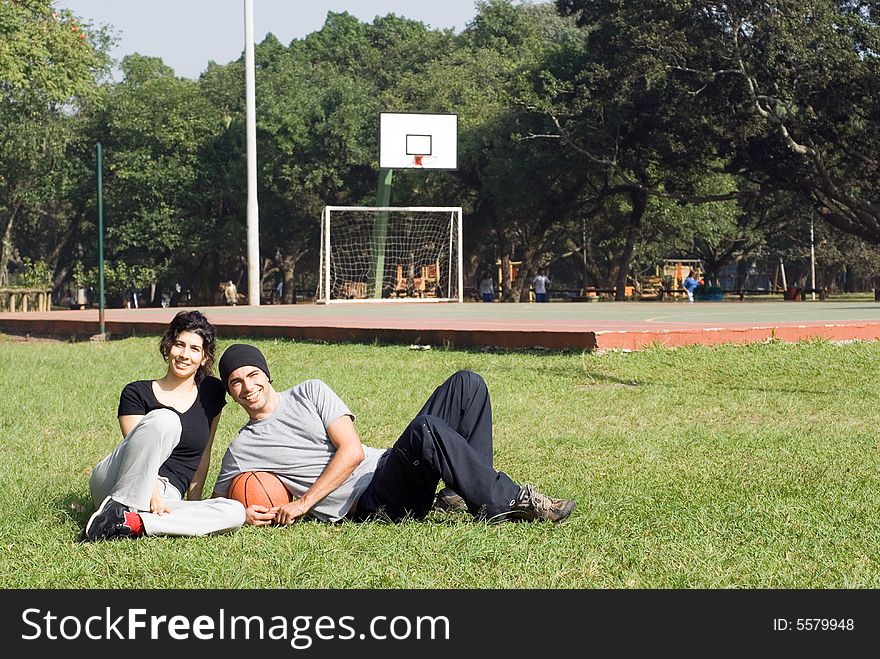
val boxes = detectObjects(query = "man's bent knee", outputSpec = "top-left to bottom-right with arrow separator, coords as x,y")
403,414 -> 440,456
408,413 -> 434,437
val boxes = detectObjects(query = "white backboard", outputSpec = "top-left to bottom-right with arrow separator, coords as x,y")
379,112 -> 458,170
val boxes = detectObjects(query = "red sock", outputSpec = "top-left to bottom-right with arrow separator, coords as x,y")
123,511 -> 144,536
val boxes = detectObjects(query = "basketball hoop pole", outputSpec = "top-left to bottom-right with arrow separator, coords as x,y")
368,167 -> 393,298
372,113 -> 457,299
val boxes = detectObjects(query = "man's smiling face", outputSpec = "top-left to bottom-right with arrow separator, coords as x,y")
227,365 -> 274,419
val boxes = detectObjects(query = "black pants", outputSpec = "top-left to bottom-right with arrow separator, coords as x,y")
353,370 -> 521,521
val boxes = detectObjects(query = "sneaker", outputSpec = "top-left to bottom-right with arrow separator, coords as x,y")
508,484 -> 575,523
432,491 -> 468,513
83,496 -> 139,542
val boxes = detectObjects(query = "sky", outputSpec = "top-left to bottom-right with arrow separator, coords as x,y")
56,0 -> 523,80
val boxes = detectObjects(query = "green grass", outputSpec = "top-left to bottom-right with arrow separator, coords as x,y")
1,333 -> 878,588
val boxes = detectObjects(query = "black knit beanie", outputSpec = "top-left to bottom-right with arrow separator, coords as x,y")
218,344 -> 270,391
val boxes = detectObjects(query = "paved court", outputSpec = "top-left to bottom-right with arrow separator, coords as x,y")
2,299 -> 879,351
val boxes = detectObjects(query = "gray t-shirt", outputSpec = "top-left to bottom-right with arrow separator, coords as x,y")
214,379 -> 386,522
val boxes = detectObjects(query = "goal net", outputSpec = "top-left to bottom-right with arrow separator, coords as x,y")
318,206 -> 463,303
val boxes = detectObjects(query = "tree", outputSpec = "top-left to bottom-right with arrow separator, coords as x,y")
0,0 -> 105,104
0,0 -> 109,287
90,54 -> 227,304
512,0 -> 761,299
557,0 -> 880,245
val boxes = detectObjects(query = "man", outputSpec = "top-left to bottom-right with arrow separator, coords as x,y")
223,280 -> 238,306
478,273 -> 495,303
532,270 -> 551,303
211,344 -> 575,525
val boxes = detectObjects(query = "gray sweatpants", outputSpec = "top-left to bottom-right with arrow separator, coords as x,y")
89,409 -> 245,537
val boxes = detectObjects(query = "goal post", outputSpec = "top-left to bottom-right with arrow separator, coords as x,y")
318,206 -> 463,304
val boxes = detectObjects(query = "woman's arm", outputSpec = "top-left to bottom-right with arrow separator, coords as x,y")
188,413 -> 221,501
118,414 -> 145,438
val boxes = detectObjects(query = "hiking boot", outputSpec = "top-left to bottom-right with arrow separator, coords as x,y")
432,491 -> 468,513
508,484 -> 575,523
83,496 -> 139,542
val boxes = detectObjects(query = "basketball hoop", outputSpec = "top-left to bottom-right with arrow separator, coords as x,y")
379,113 -> 458,170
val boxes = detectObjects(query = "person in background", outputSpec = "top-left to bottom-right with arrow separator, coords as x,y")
479,273 -> 496,303
532,269 -> 551,303
125,285 -> 139,309
682,271 -> 700,303
223,280 -> 238,306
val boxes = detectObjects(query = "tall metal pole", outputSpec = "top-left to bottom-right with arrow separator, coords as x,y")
456,208 -> 463,303
96,143 -> 105,336
810,218 -> 816,300
582,215 -> 588,292
369,168 -> 393,298
244,0 -> 260,305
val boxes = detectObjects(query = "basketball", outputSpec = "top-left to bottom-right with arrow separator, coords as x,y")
227,471 -> 291,508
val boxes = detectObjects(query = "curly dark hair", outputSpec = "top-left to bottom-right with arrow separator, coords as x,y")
158,310 -> 217,383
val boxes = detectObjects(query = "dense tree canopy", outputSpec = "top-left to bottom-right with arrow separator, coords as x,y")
0,0 -> 110,286
557,0 -> 880,244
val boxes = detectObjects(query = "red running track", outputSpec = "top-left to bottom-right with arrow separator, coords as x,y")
2,300 -> 879,351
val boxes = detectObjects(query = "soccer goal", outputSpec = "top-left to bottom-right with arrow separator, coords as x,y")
318,206 -> 463,304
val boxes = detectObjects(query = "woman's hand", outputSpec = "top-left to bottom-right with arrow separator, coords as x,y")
244,504 -> 278,526
150,482 -> 170,515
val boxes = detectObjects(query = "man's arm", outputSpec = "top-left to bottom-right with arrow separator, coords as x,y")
273,415 -> 365,524
210,443 -> 279,526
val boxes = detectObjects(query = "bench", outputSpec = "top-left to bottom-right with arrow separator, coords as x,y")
654,288 -> 688,301
574,286 -> 636,301
723,288 -> 828,301
650,287 -> 828,301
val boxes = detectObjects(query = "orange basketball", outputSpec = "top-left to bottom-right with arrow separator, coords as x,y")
228,471 -> 291,508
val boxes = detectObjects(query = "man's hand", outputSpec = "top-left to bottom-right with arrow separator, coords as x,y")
273,498 -> 310,525
264,414 -> 363,526
245,504 -> 277,526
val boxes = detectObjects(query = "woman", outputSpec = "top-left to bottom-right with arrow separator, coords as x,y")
83,310 -> 245,542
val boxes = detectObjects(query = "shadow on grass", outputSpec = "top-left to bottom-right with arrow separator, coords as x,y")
59,492 -> 93,523
0,328 -> 138,344
56,491 -> 95,542
261,336 -> 591,356
577,372 -> 644,387
718,383 -> 833,396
